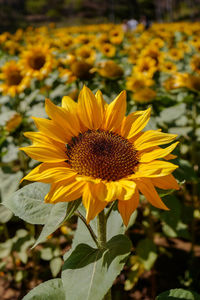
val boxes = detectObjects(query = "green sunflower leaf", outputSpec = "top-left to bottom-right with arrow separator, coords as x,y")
33,198 -> 81,248
61,209 -> 132,300
3,182 -> 52,225
156,288 -> 200,299
62,235 -> 131,300
22,279 -> 65,300
33,202 -> 68,248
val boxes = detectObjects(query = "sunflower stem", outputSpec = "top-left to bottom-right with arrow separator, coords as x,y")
97,210 -> 107,249
105,201 -> 116,221
97,210 -> 112,299
76,210 -> 99,248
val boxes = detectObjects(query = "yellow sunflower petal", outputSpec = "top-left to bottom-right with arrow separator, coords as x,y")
118,188 -> 139,226
105,181 -> 123,202
45,180 -> 85,203
121,110 -> 145,137
136,178 -> 169,210
24,131 -> 53,144
95,90 -> 107,120
21,162 -> 77,183
139,142 -> 179,162
118,179 -> 136,200
82,183 -> 107,223
134,130 -> 177,150
23,132 -> 67,156
132,160 -> 178,178
20,144 -> 66,163
127,107 -> 151,139
78,85 -> 103,129
61,96 -> 78,113
151,174 -> 179,190
164,153 -> 177,160
32,118 -> 69,143
103,90 -> 126,132
45,98 -> 80,136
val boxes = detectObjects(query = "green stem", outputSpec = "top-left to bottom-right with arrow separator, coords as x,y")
97,210 -> 112,300
97,210 -> 107,249
105,202 -> 115,221
75,211 -> 100,248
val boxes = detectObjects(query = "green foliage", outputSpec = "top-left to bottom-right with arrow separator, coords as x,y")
156,288 -> 200,299
0,170 -> 23,202
62,210 -> 132,300
0,205 -> 13,223
22,279 -> 65,300
3,182 -> 52,224
136,238 -> 157,270
33,202 -> 68,247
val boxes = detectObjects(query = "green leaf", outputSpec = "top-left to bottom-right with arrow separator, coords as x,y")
33,198 -> 81,248
62,234 -> 131,300
156,288 -> 200,299
49,85 -> 67,100
50,257 -> 63,277
22,279 -> 65,300
12,229 -> 35,263
41,247 -> 53,261
136,238 -> 157,270
0,239 -> 13,259
0,170 -> 23,202
66,198 -> 82,220
168,127 -> 192,137
33,202 -> 68,248
61,208 -> 132,300
174,159 -> 198,183
3,182 -> 52,224
0,205 -> 13,223
159,103 -> 186,123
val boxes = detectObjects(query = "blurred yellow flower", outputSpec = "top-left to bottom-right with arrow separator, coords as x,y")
5,113 -> 22,132
0,61 -> 30,97
20,44 -> 54,80
133,88 -> 157,103
92,60 -> 124,79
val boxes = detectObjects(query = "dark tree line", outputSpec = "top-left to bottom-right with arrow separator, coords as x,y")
0,0 -> 200,32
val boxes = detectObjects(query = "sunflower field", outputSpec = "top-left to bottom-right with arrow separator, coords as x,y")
0,22 -> 200,300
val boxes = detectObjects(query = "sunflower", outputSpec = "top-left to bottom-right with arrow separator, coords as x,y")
20,44 -> 54,80
134,57 -> 157,78
21,86 -> 179,226
76,46 -> 96,65
100,43 -> 116,58
160,61 -> 177,73
0,61 -> 30,97
5,113 -> 22,132
126,76 -> 154,92
190,55 -> 200,74
109,28 -> 124,45
140,46 -> 164,67
92,61 -> 124,79
133,88 -> 156,103
163,73 -> 188,90
149,38 -> 164,49
168,48 -> 184,61
185,74 -> 200,92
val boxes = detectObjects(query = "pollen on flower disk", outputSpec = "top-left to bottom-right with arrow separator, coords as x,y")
66,129 -> 139,181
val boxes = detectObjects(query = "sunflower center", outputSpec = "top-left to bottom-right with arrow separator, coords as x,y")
66,130 -> 139,181
7,71 -> 22,86
29,55 -> 46,70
